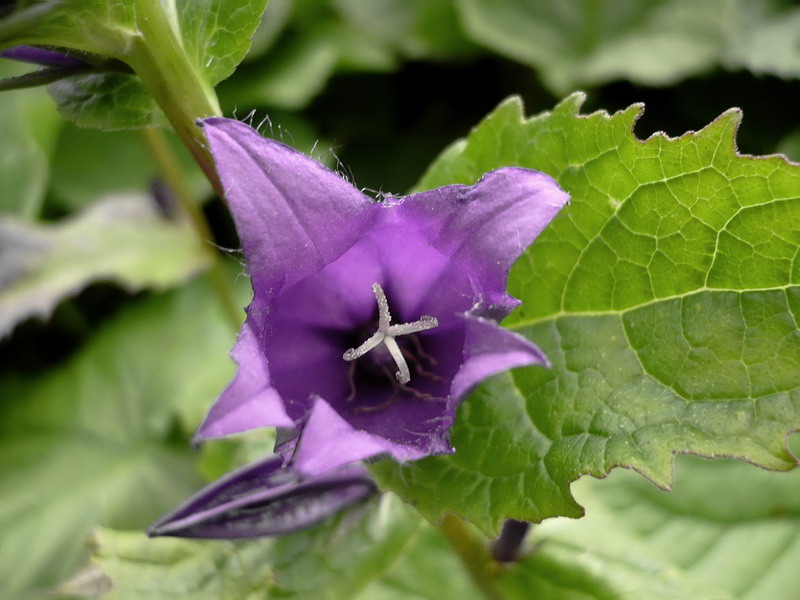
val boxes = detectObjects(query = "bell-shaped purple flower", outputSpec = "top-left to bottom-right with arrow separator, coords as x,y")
148,457 -> 376,538
195,118 -> 569,476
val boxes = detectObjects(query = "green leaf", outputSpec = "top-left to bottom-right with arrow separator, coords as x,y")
223,24 -> 341,110
267,494 -> 424,599
0,63 -> 62,218
80,529 -> 273,600
335,0 -> 477,60
0,1 -> 137,55
47,72 -> 161,130
722,1 -> 800,80
0,193 -> 209,338
77,495 -> 433,600
371,93 -> 800,534
0,275 -> 240,598
220,0 -> 478,111
49,123 -> 208,213
2,0 -> 267,129
500,456 -> 800,599
355,523 -> 483,600
456,0 -> 800,93
172,0 -> 270,86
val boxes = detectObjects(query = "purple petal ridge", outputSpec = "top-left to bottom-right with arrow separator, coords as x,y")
293,397 -> 436,476
148,456 -> 376,538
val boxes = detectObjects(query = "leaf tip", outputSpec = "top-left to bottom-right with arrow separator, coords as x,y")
553,91 -> 587,117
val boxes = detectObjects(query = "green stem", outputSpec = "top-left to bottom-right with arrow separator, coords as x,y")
128,0 -> 225,199
141,127 -> 242,331
438,515 -> 505,600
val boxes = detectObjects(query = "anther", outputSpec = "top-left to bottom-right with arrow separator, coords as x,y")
343,283 -> 438,385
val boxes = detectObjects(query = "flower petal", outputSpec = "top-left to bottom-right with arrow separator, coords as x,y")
293,397 -> 434,476
201,118 -> 377,294
194,323 -> 293,443
397,168 -> 568,308
147,456 -> 375,538
450,314 -> 549,400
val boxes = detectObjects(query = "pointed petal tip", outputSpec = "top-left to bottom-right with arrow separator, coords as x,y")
147,456 -> 377,539
294,397 -> 432,477
451,314 -> 550,400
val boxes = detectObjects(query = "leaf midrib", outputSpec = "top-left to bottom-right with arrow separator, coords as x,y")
508,283 -> 799,330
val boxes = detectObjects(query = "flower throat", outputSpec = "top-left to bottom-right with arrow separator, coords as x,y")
343,283 -> 439,385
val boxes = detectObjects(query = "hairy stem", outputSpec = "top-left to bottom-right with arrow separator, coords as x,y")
128,0 -> 225,198
438,515 -> 505,600
141,127 -> 241,331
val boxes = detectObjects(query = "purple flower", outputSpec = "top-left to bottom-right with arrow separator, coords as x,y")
148,457 -> 375,538
195,118 -> 569,476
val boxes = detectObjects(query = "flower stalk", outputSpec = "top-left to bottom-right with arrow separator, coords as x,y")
128,0 -> 225,198
438,515 -> 505,600
490,519 -> 531,562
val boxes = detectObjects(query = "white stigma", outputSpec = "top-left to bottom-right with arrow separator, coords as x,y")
343,283 -> 439,384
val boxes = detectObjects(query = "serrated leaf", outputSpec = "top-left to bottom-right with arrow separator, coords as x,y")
371,93 -> 800,534
0,193 -> 209,338
503,456 -> 800,599
0,275 -> 241,598
456,0 -> 800,93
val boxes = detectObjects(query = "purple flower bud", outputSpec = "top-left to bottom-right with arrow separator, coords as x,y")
193,118 -> 569,475
148,457 -> 376,538
1,45 -> 85,68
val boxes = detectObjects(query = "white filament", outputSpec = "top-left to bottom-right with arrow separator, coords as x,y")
342,283 -> 438,384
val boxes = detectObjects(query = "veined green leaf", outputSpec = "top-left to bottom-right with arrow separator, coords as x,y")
371,93 -> 800,534
76,529 -> 273,600
1,0 -> 268,129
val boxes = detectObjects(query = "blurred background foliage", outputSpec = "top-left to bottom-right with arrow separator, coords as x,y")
1,0 -> 800,598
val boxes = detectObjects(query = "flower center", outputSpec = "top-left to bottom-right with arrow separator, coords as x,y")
342,283 -> 439,384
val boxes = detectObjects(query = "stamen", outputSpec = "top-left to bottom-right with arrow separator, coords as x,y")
401,348 -> 445,382
383,336 -> 410,383
343,331 -> 384,361
407,333 -> 438,366
388,316 -> 438,336
345,361 -> 357,402
342,282 -> 439,385
372,282 -> 391,330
